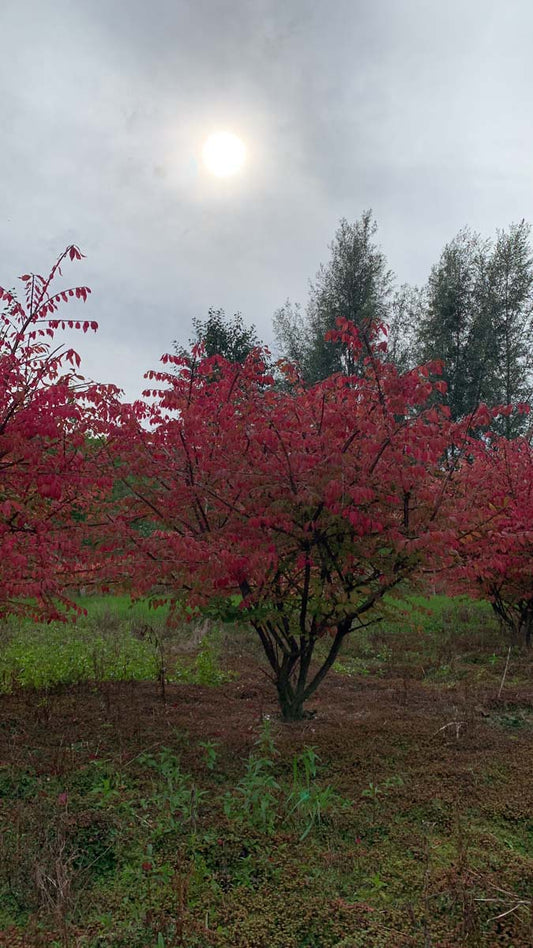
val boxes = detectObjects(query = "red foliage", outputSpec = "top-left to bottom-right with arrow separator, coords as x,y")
105,319 -> 475,718
0,247 -> 117,620
448,433 -> 533,644
6,245 -> 530,717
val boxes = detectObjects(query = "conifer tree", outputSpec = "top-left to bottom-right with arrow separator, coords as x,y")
415,228 -> 487,421
274,212 -> 395,384
176,307 -> 261,364
480,221 -> 533,436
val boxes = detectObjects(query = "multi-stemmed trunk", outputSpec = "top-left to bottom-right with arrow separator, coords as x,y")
491,594 -> 533,648
252,617 -> 352,722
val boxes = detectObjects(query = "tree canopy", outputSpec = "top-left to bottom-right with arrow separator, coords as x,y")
103,318 -> 481,719
3,243 -> 533,722
275,212 -> 395,384
414,222 -> 533,430
0,248 -> 117,621
176,307 -> 261,365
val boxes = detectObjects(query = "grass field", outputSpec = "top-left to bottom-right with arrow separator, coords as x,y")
0,595 -> 532,947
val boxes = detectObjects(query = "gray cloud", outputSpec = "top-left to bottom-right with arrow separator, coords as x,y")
2,0 -> 533,396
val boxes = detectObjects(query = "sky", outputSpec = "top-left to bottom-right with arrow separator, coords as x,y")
2,0 -> 533,399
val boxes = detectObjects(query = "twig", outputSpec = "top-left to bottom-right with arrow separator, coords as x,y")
497,645 -> 512,699
433,720 -> 464,739
474,897 -> 531,922
489,902 -> 530,922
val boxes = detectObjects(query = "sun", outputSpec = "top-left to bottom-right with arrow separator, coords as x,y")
202,131 -> 247,177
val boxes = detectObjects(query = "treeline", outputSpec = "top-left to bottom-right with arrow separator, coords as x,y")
185,212 -> 533,436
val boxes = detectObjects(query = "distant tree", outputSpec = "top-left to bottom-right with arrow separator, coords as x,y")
274,212 -> 395,384
415,222 -> 533,430
415,228 -> 488,421
176,307 -> 261,365
386,284 -> 426,373
478,221 -> 533,436
272,300 -> 308,368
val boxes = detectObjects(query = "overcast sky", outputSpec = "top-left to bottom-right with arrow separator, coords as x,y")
2,0 -> 533,398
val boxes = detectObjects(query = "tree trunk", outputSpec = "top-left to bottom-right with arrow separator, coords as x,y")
520,603 -> 533,648
276,679 -> 307,722
256,618 -> 352,721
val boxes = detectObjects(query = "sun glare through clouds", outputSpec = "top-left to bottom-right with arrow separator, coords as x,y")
201,131 -> 247,177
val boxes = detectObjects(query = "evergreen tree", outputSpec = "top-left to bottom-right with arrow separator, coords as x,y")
416,223 -> 533,431
274,212 -> 395,384
176,307 -> 261,364
415,228 -> 488,421
480,221 -> 533,436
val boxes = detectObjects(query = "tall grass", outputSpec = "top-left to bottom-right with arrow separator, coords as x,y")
0,596 -> 235,693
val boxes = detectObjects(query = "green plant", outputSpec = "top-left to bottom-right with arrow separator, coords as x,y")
199,739 -> 220,771
223,721 -> 280,833
358,871 -> 387,901
360,775 -> 404,823
361,780 -> 382,803
88,771 -> 124,807
225,755 -> 280,834
139,747 -> 207,833
0,618 -> 158,694
286,746 -> 337,840
171,640 -> 236,687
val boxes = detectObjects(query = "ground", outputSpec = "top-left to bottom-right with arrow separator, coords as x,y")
0,597 -> 532,947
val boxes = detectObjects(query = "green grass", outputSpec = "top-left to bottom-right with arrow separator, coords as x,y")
0,596 -> 234,694
327,593 -> 522,686
76,594 -> 171,622
0,591 -> 523,695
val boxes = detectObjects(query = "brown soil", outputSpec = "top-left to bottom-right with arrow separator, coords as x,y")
1,658 -> 532,947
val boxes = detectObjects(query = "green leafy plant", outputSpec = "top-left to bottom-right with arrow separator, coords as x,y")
199,739 -> 220,771
223,721 -> 280,833
225,754 -> 280,834
171,641 -> 236,687
286,746 -> 337,839
0,620 -> 158,694
139,748 -> 207,834
361,774 -> 404,824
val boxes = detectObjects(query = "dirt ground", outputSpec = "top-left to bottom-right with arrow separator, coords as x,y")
1,655 -> 532,947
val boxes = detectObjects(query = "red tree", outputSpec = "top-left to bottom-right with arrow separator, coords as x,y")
449,430 -> 533,646
0,247 -> 116,621
107,320 -> 471,719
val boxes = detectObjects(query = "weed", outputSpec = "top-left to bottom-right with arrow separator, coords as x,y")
286,746 -> 337,839
360,775 -> 404,824
171,640 -> 237,687
0,617 -> 158,694
139,747 -> 208,833
225,753 -> 280,834
88,770 -> 125,807
199,740 -> 220,771
222,721 -> 281,833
